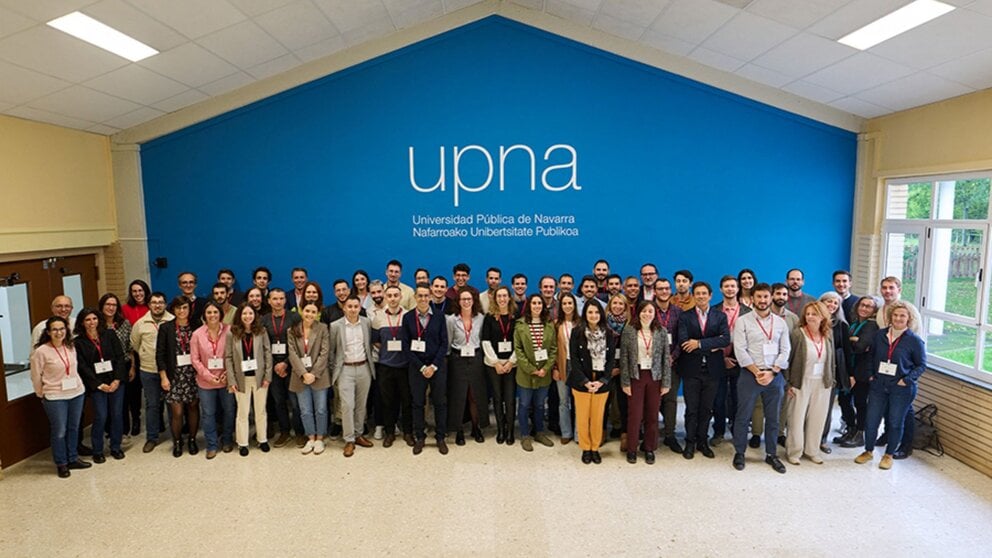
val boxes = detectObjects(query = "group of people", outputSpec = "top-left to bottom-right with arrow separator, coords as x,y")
29,259 -> 926,478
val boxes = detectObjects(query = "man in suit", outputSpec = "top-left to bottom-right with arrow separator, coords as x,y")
653,278 -> 684,453
639,263 -> 659,302
833,270 -> 859,324
330,295 -> 375,457
677,281 -> 731,460
289,267 -> 309,313
403,283 -> 450,455
711,276 -> 751,446
177,271 -> 207,326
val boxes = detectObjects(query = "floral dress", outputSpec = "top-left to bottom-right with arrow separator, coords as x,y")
165,324 -> 198,404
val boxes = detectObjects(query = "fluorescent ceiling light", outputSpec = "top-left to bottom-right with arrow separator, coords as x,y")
838,0 -> 955,50
47,11 -> 158,62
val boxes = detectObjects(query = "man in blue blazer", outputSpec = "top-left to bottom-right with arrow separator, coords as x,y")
677,281 -> 731,460
402,284 -> 450,456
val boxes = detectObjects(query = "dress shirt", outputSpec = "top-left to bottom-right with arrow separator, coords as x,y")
733,311 -> 791,371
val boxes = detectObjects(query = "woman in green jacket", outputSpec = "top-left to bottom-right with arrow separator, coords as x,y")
513,294 -> 557,452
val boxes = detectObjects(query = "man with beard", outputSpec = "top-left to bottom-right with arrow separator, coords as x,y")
539,276 -> 559,322
576,275 -> 600,315
289,268 -> 308,313
130,292 -> 174,453
785,269 -> 815,316
480,267 -> 502,313
653,278 -> 684,453
385,260 -> 416,310
601,274 -> 622,302
639,263 -> 659,302
263,288 -> 303,447
210,282 -> 236,325
711,275 -> 750,446
592,259 -> 610,295
748,282 -> 799,449
672,270 -> 696,311
511,273 -> 528,317
367,280 -> 386,315
372,285 -> 413,448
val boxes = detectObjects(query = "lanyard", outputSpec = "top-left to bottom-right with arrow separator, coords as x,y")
851,320 -> 867,336
176,323 -> 190,354
498,314 -> 512,340
696,308 -> 708,333
639,328 -> 652,355
271,313 -> 286,339
303,330 -> 310,353
416,312 -> 430,339
886,331 -> 903,361
242,335 -> 253,358
564,321 -> 573,343
657,307 -> 672,330
724,305 -> 740,330
756,314 -> 774,341
88,335 -> 104,361
386,310 -> 401,338
208,328 -> 221,356
52,343 -> 71,376
805,326 -> 824,360
459,315 -> 473,342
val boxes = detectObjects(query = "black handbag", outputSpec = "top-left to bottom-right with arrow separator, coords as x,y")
911,403 -> 944,457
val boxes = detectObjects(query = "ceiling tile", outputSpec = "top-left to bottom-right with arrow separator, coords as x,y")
700,11 -> 798,61
81,0 -> 187,52
639,29 -> 695,56
734,63 -> 793,87
246,52 -> 299,79
83,64 -> 190,105
340,16 -> 395,47
85,123 -> 121,134
751,32 -> 856,79
592,13 -> 646,41
226,0 -> 297,16
0,25 -> 129,82
313,0 -> 390,33
599,0 -> 670,25
126,0 -> 246,39
28,84 -> 142,122
688,46 -> 745,72
0,100 -> 14,112
828,96 -> 890,118
746,0 -> 849,30
198,71 -> 254,96
868,8 -> 992,70
0,6 -> 34,39
293,33 -> 346,61
139,42 -> 239,87
928,46 -> 992,90
198,20 -> 288,68
650,0 -> 737,45
102,105 -> 164,129
151,88 -> 209,113
856,71 -> 973,111
442,0 -> 489,12
5,105 -> 97,129
545,0 -> 597,26
384,0 -> 444,29
965,0 -> 992,16
0,0 -> 93,21
803,52 -> 915,95
549,0 -> 602,10
781,79 -> 844,103
806,0 -> 908,40
255,0 -> 339,50
510,0 -> 545,9
0,59 -> 72,104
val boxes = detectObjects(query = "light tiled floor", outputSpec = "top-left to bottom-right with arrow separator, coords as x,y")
1,420 -> 990,557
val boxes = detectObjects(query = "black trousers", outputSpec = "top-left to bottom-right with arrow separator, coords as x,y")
409,364 -> 447,441
122,371 -> 142,434
378,363 -> 412,435
712,367 -> 739,437
661,370 -> 682,438
447,352 -> 489,432
851,379 -> 870,431
838,388 -> 857,430
486,365 -> 516,433
268,365 -> 303,436
682,374 -> 718,445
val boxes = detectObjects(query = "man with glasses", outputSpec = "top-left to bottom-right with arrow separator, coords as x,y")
639,263 -> 659,302
177,272 -> 206,326
31,295 -> 76,348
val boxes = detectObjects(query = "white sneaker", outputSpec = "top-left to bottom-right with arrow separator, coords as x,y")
374,426 -> 384,440
313,440 -> 325,455
301,440 -> 314,455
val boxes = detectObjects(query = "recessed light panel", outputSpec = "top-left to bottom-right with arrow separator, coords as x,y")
47,11 -> 158,62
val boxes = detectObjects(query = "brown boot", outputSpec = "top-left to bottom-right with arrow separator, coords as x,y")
620,432 -> 628,453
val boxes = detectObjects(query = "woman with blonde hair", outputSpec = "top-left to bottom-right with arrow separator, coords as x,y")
818,291 -> 852,453
785,301 -> 835,465
553,293 -> 581,445
482,286 -> 518,444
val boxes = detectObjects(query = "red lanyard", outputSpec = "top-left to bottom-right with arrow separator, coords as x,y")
725,305 -> 740,330
498,315 -> 512,340
242,335 -> 253,358
696,308 -> 708,333
52,343 -> 71,376
657,307 -> 672,330
176,323 -> 190,353
303,331 -> 310,353
207,328 -> 221,356
460,316 -> 473,341
88,335 -> 104,361
756,314 -> 774,341
639,328 -> 652,354
886,331 -> 903,361
416,312 -> 430,339
805,326 -> 824,360
271,313 -> 286,338
386,310 -> 401,338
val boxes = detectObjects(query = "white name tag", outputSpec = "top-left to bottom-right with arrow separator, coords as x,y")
460,346 -> 475,357
61,376 -> 79,390
667,333 -> 673,346
615,348 -> 621,360
242,359 -> 257,371
301,355 -> 313,368
386,339 -> 402,352
176,354 -> 192,367
208,357 -> 223,369
272,342 -> 286,355
879,361 -> 897,376
812,363 -> 824,378
95,360 -> 113,374
411,339 -> 426,353
534,348 -> 549,361
498,340 -> 512,353
762,342 -> 778,366
639,358 -> 652,370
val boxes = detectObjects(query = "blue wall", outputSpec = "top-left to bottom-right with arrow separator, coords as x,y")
140,16 -> 856,297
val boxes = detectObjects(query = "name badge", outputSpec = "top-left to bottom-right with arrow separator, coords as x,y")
460,346 -> 475,357
639,357 -> 652,370
242,359 -> 258,371
615,348 -> 621,360
176,354 -> 192,367
762,342 -> 778,366
61,376 -> 79,390
498,340 -> 512,353
95,360 -> 113,374
301,355 -> 313,368
411,339 -> 426,353
386,339 -> 402,352
812,363 -> 824,378
878,361 -> 897,376
208,357 -> 223,369
534,348 -> 549,361
271,342 -> 287,355
667,333 -> 672,346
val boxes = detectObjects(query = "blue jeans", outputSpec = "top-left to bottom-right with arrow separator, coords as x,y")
297,385 -> 329,437
555,378 -> 573,439
91,387 -> 125,454
517,385 -> 549,436
42,393 -> 85,466
199,387 -> 235,451
139,371 -> 163,442
733,371 -> 785,456
865,379 -> 917,455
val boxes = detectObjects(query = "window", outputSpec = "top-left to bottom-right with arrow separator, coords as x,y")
883,174 -> 992,384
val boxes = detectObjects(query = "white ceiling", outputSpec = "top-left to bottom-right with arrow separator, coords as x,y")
1,0 -> 991,135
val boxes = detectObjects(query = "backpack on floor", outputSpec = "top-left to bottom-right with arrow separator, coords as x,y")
912,403 -> 944,457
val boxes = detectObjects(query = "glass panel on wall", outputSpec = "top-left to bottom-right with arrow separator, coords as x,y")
883,231 -> 921,304
0,283 -> 34,400
926,319 -> 979,369
886,182 -> 932,219
926,227 -> 983,319
62,274 -> 83,321
934,178 -> 990,220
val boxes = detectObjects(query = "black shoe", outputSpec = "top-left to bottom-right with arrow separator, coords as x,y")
664,436 -> 683,454
110,449 -> 125,460
697,443 -> 715,459
777,435 -> 786,448
893,448 -> 913,460
506,431 -> 515,446
455,431 -> 466,446
93,453 -> 106,464
645,451 -> 655,465
77,444 -> 93,456
748,435 -> 761,448
172,440 -> 183,458
239,446 -> 249,456
130,425 -> 141,436
733,453 -> 746,471
496,427 -> 506,445
626,452 -> 637,464
413,439 -> 424,455
437,439 -> 449,455
581,450 -> 592,464
591,451 -> 602,464
841,431 -> 865,448
765,455 -> 787,474
832,430 -> 849,444
610,427 -> 622,439
260,442 -> 270,453
67,460 -> 92,470
876,432 -> 888,446
819,443 -> 832,454
472,428 -> 484,444
682,445 -> 695,460
329,423 -> 343,437
188,439 -> 199,455
57,465 -> 70,478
